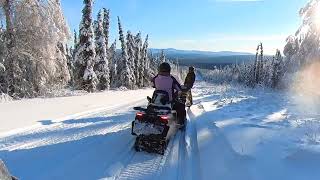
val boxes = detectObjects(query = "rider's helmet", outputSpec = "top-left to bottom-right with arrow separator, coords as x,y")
159,62 -> 171,73
189,66 -> 195,72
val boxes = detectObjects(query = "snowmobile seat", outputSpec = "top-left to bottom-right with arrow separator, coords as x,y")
151,90 -> 170,105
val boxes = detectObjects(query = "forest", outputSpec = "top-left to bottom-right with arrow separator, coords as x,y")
0,0 -> 182,99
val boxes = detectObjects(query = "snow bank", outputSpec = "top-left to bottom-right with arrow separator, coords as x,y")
0,93 -> 13,103
0,88 -> 152,135
191,82 -> 320,180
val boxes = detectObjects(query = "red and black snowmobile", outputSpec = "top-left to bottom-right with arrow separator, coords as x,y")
131,89 -> 187,155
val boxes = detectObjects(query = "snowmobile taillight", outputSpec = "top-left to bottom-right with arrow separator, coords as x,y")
136,112 -> 144,120
136,112 -> 144,116
159,115 -> 169,124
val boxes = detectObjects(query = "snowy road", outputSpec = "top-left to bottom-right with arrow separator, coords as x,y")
0,92 -> 201,180
1,82 -> 320,180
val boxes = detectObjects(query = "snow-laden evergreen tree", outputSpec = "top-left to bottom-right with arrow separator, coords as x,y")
66,45 -> 75,86
252,43 -> 264,86
74,0 -> 97,92
142,35 -> 153,86
134,32 -> 143,87
73,29 -> 79,50
109,40 -> 118,88
2,0 -> 24,97
0,20 -> 7,93
117,16 -> 135,89
262,56 -> 274,87
1,0 -> 71,97
103,8 -> 110,49
160,50 -> 166,63
94,9 -> 110,90
126,31 -> 137,87
271,49 -> 284,88
284,0 -> 320,71
148,50 -> 159,78
258,43 -> 264,84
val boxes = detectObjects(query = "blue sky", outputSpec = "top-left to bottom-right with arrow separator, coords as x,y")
61,0 -> 308,54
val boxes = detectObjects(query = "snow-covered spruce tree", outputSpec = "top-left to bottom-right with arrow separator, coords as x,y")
148,51 -> 159,78
73,29 -> 79,50
262,56 -> 274,87
252,43 -> 264,86
109,40 -> 118,88
258,43 -> 264,84
94,9 -> 110,90
141,35 -> 154,87
74,0 -> 97,92
0,21 -> 7,93
2,0 -> 24,97
66,45 -> 75,86
160,50 -> 166,63
102,8 -> 110,49
117,17 -> 135,89
126,31 -> 137,87
134,32 -> 143,87
284,0 -> 320,72
271,49 -> 284,88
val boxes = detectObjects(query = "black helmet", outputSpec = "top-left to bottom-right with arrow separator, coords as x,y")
189,66 -> 195,72
159,62 -> 171,73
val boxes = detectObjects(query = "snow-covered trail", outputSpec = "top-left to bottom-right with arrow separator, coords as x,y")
1,82 -> 320,180
0,89 -> 201,180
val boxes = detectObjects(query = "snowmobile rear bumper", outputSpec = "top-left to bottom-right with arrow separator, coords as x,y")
134,135 -> 168,155
131,120 -> 169,137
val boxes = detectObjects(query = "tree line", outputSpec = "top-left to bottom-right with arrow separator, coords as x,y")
200,43 -> 286,89
0,0 -> 182,99
201,0 -> 320,90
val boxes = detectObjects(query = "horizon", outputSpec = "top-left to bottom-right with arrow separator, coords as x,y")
61,0 -> 308,55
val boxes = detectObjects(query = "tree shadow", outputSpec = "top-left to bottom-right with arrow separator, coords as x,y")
188,107 -> 254,180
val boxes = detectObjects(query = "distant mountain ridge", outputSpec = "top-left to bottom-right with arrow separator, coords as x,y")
149,48 -> 255,69
150,48 -> 254,57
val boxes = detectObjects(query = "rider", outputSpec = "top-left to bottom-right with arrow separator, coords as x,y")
151,62 -> 186,125
184,66 -> 196,107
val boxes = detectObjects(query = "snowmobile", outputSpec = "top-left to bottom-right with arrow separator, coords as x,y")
131,89 -> 187,155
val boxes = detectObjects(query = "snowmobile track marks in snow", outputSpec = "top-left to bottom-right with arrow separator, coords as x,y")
113,107 -> 202,180
114,133 -> 176,180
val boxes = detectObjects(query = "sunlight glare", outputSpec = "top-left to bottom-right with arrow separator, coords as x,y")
314,2 -> 320,31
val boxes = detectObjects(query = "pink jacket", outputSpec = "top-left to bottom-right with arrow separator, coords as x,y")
152,74 -> 182,101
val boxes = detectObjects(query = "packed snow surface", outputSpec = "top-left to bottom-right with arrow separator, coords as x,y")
0,82 -> 320,180
0,89 -> 152,135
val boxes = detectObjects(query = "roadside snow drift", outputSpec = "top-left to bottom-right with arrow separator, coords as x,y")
0,89 -> 152,135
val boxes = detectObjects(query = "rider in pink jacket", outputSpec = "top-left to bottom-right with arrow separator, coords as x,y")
151,63 -> 182,101
151,62 -> 185,125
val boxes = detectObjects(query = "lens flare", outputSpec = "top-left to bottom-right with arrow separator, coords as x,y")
314,2 -> 320,31
291,61 -> 320,113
